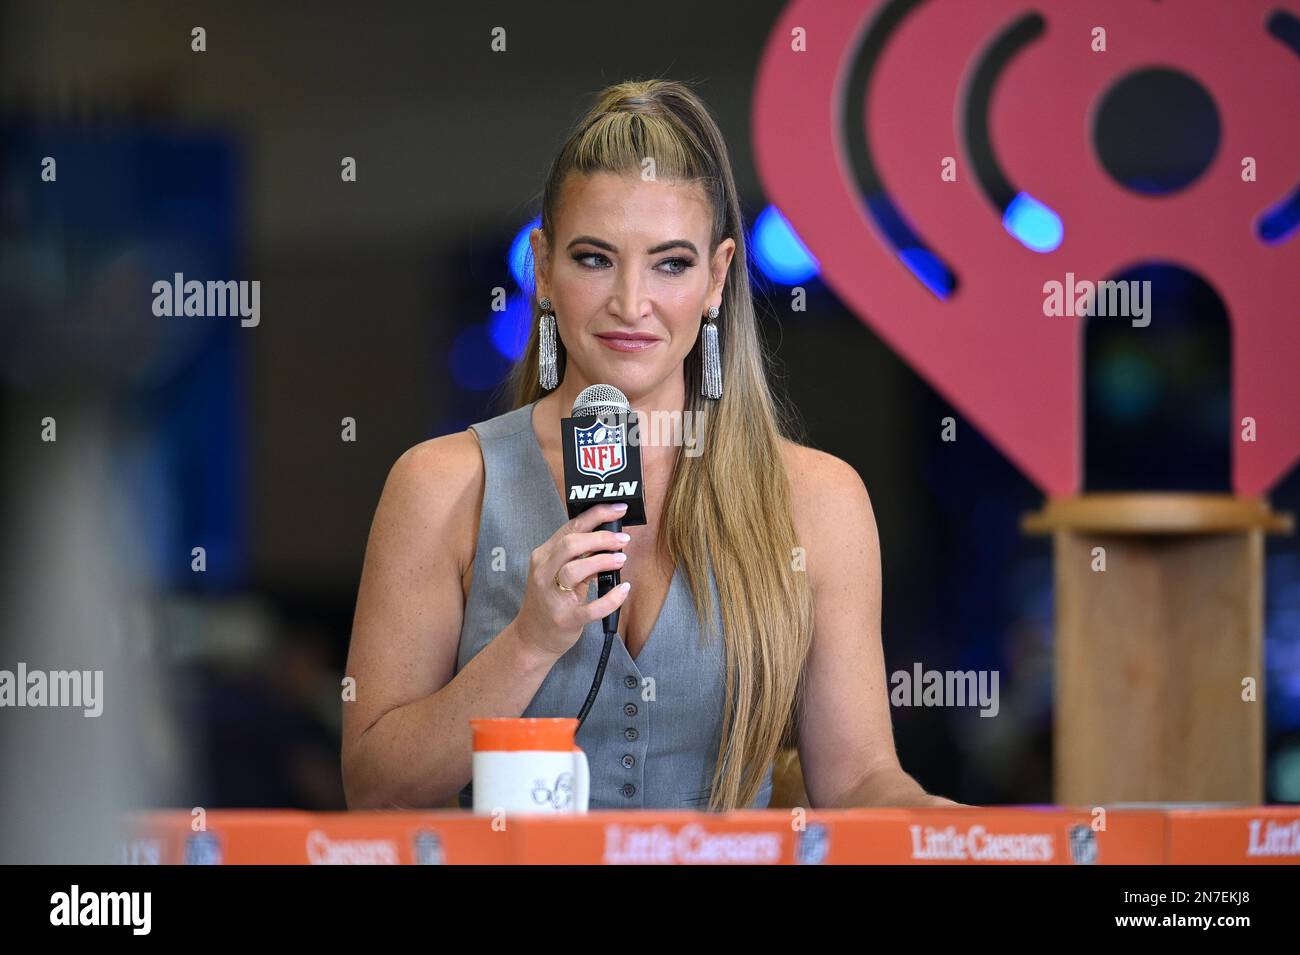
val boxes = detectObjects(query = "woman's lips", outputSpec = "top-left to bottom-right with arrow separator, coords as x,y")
596,334 -> 661,352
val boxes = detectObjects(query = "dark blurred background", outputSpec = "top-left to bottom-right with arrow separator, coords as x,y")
1,0 -> 1297,818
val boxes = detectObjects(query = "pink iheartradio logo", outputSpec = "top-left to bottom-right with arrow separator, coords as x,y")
753,0 -> 1300,494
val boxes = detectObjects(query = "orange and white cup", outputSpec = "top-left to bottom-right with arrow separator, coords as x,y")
469,717 -> 590,815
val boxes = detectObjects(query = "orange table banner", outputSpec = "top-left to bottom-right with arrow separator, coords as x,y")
511,807 -> 1169,864
1164,806 -> 1300,864
120,810 -> 510,865
112,805 -> 1300,864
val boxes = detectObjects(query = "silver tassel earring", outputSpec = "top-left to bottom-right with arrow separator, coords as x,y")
701,305 -> 722,399
538,297 -> 558,391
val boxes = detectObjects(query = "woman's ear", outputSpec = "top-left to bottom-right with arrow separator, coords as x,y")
530,227 -> 551,300
709,237 -> 736,301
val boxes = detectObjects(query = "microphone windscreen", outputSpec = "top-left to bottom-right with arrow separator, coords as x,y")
572,384 -> 630,419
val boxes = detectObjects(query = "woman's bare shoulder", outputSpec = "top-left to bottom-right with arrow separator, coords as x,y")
778,439 -> 871,502
390,430 -> 483,489
369,430 -> 486,575
777,439 -> 877,554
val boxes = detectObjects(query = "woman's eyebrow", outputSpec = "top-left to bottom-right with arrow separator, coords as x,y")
567,235 -> 699,256
648,239 -> 699,256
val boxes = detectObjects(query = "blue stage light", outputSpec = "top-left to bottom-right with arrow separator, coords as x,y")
1258,190 -> 1300,244
898,247 -> 954,300
1002,192 -> 1063,252
489,294 -> 532,361
752,205 -> 819,285
450,324 -> 510,391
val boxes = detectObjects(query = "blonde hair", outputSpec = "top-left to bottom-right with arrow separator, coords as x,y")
506,79 -> 814,811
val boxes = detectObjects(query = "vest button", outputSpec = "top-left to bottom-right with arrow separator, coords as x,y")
624,676 -> 638,689
624,727 -> 639,741
624,703 -> 638,717
621,783 -> 637,798
622,754 -> 635,769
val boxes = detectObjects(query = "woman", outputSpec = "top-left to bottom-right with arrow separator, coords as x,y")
342,79 -> 958,811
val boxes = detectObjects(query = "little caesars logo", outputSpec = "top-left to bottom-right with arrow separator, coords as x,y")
1246,818 -> 1300,858
305,830 -> 399,865
604,823 -> 782,864
910,825 -> 1054,862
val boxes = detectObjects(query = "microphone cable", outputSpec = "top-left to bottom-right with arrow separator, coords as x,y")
575,516 -> 622,728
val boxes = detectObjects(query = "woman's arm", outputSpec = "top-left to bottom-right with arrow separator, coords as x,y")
788,446 -> 962,809
341,433 -> 561,809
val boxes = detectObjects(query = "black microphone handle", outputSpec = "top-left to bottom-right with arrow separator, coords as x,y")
595,517 -> 623,636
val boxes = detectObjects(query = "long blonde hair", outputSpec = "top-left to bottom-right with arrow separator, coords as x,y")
505,79 -> 814,811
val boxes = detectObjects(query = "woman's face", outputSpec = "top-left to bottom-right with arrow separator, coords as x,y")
531,171 -> 735,404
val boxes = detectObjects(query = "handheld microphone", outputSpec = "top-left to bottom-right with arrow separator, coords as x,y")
560,384 -> 647,727
562,384 -> 647,633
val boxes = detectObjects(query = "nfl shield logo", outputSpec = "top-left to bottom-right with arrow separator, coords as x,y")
185,832 -> 223,865
413,830 -> 445,865
574,419 -> 627,479
1067,824 -> 1098,865
795,823 -> 830,865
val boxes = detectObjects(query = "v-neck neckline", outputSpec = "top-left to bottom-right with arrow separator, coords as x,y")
522,399 -> 677,667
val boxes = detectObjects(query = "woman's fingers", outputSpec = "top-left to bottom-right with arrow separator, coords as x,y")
584,580 -> 632,623
555,551 -> 629,595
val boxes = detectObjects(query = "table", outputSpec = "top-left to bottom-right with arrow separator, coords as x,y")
119,806 -> 1300,864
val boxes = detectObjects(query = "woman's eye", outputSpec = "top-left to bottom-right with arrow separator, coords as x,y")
573,253 -> 693,274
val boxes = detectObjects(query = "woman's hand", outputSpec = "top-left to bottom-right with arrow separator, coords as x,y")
512,501 -> 634,660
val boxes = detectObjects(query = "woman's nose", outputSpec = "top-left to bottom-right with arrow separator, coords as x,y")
610,267 -> 651,320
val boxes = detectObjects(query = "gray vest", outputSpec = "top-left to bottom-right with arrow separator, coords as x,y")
455,401 -> 773,810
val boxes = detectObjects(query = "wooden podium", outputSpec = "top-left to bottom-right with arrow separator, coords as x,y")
1022,494 -> 1291,805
